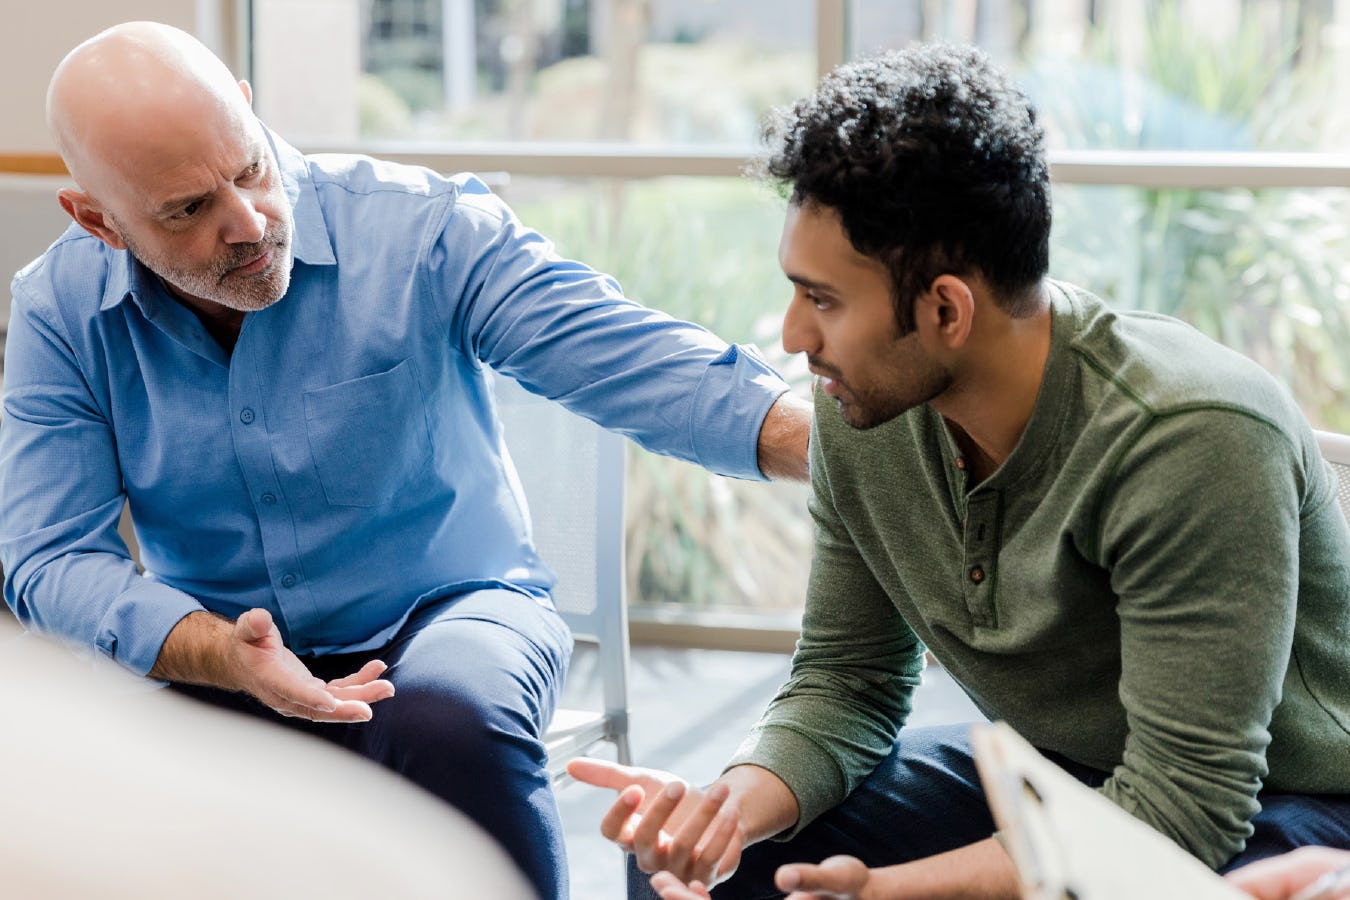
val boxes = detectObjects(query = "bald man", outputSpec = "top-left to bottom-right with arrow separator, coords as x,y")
1,22 -> 809,900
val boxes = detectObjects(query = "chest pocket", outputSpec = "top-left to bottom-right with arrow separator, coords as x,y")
302,358 -> 433,507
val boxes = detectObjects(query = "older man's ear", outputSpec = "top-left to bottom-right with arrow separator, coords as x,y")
57,189 -> 126,250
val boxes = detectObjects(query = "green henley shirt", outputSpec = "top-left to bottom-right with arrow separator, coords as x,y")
727,281 -> 1350,869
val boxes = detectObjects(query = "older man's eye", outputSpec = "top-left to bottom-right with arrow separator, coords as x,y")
172,201 -> 203,220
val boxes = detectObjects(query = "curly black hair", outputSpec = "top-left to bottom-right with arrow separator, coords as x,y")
756,43 -> 1050,333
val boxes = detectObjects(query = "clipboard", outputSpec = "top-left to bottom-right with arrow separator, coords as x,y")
971,721 -> 1249,900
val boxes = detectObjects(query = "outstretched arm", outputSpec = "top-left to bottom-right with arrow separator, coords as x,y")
151,608 -> 394,723
440,181 -> 797,482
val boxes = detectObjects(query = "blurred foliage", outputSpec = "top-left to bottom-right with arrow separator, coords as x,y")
364,40 -> 814,144
369,65 -> 447,116
1034,0 -> 1350,429
514,178 -> 814,611
358,73 -> 414,137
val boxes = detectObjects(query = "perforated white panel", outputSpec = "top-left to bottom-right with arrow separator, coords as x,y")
1331,460 -> 1350,524
492,376 -> 609,622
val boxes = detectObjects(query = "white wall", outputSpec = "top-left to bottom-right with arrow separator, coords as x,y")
252,0 -> 361,144
0,0 -> 203,154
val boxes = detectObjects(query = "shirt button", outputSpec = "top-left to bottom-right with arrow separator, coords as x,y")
261,492 -> 277,505
954,456 -> 967,471
969,566 -> 986,585
240,408 -> 255,424
280,573 -> 297,588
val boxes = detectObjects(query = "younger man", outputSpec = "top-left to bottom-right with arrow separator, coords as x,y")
575,43 -> 1350,899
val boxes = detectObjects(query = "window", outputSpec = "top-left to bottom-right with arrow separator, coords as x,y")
248,0 -> 1350,635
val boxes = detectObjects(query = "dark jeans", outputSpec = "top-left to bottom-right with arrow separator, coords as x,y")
629,723 -> 1350,899
172,587 -> 572,900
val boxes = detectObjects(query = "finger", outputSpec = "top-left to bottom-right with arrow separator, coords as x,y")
567,757 -> 652,791
777,855 -> 866,895
776,864 -> 811,893
267,694 -> 373,723
598,784 -> 644,844
328,678 -> 396,703
264,664 -> 358,716
327,659 -> 389,688
650,872 -> 711,900
234,608 -> 275,642
323,699 -> 374,722
666,782 -> 729,879
254,666 -> 339,715
695,803 -> 743,884
632,780 -> 687,863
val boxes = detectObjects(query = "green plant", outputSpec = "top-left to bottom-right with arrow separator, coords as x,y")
1032,1 -> 1350,429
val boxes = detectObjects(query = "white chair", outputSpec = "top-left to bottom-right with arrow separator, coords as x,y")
1316,429 -> 1350,521
491,374 -> 633,782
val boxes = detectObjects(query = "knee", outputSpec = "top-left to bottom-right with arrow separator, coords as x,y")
374,680 -> 549,780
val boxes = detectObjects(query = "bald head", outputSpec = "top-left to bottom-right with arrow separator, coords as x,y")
47,22 -> 252,195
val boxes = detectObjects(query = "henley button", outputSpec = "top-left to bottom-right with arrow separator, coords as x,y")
240,408 -> 255,424
280,573 -> 297,588
954,456 -> 967,471
261,492 -> 277,505
969,566 -> 986,585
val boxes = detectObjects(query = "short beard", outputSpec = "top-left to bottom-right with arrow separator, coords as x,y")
113,214 -> 293,313
811,331 -> 953,430
838,365 -> 953,430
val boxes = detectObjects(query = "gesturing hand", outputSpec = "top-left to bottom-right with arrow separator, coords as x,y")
230,608 -> 395,722
567,758 -> 745,888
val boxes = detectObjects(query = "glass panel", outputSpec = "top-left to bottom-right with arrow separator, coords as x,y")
252,0 -> 817,146
1052,184 -> 1350,431
504,176 -> 1350,612
506,176 -> 812,613
848,0 -> 1350,152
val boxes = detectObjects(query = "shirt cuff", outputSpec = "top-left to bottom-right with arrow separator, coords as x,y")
688,343 -> 791,481
96,578 -> 206,677
724,723 -> 850,839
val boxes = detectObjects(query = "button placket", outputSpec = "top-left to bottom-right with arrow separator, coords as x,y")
228,339 -> 313,631
961,492 -> 1000,628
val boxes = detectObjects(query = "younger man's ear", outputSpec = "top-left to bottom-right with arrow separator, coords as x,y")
917,274 -> 976,349
58,189 -> 126,250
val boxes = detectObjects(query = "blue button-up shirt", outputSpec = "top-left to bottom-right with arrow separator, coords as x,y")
0,133 -> 788,676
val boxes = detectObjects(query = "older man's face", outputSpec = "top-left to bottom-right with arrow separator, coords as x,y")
104,111 -> 294,314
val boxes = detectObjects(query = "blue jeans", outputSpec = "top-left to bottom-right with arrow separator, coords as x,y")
629,723 -> 1350,899
172,587 -> 572,900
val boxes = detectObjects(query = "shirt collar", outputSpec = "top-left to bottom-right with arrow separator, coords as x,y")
98,120 -> 336,314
